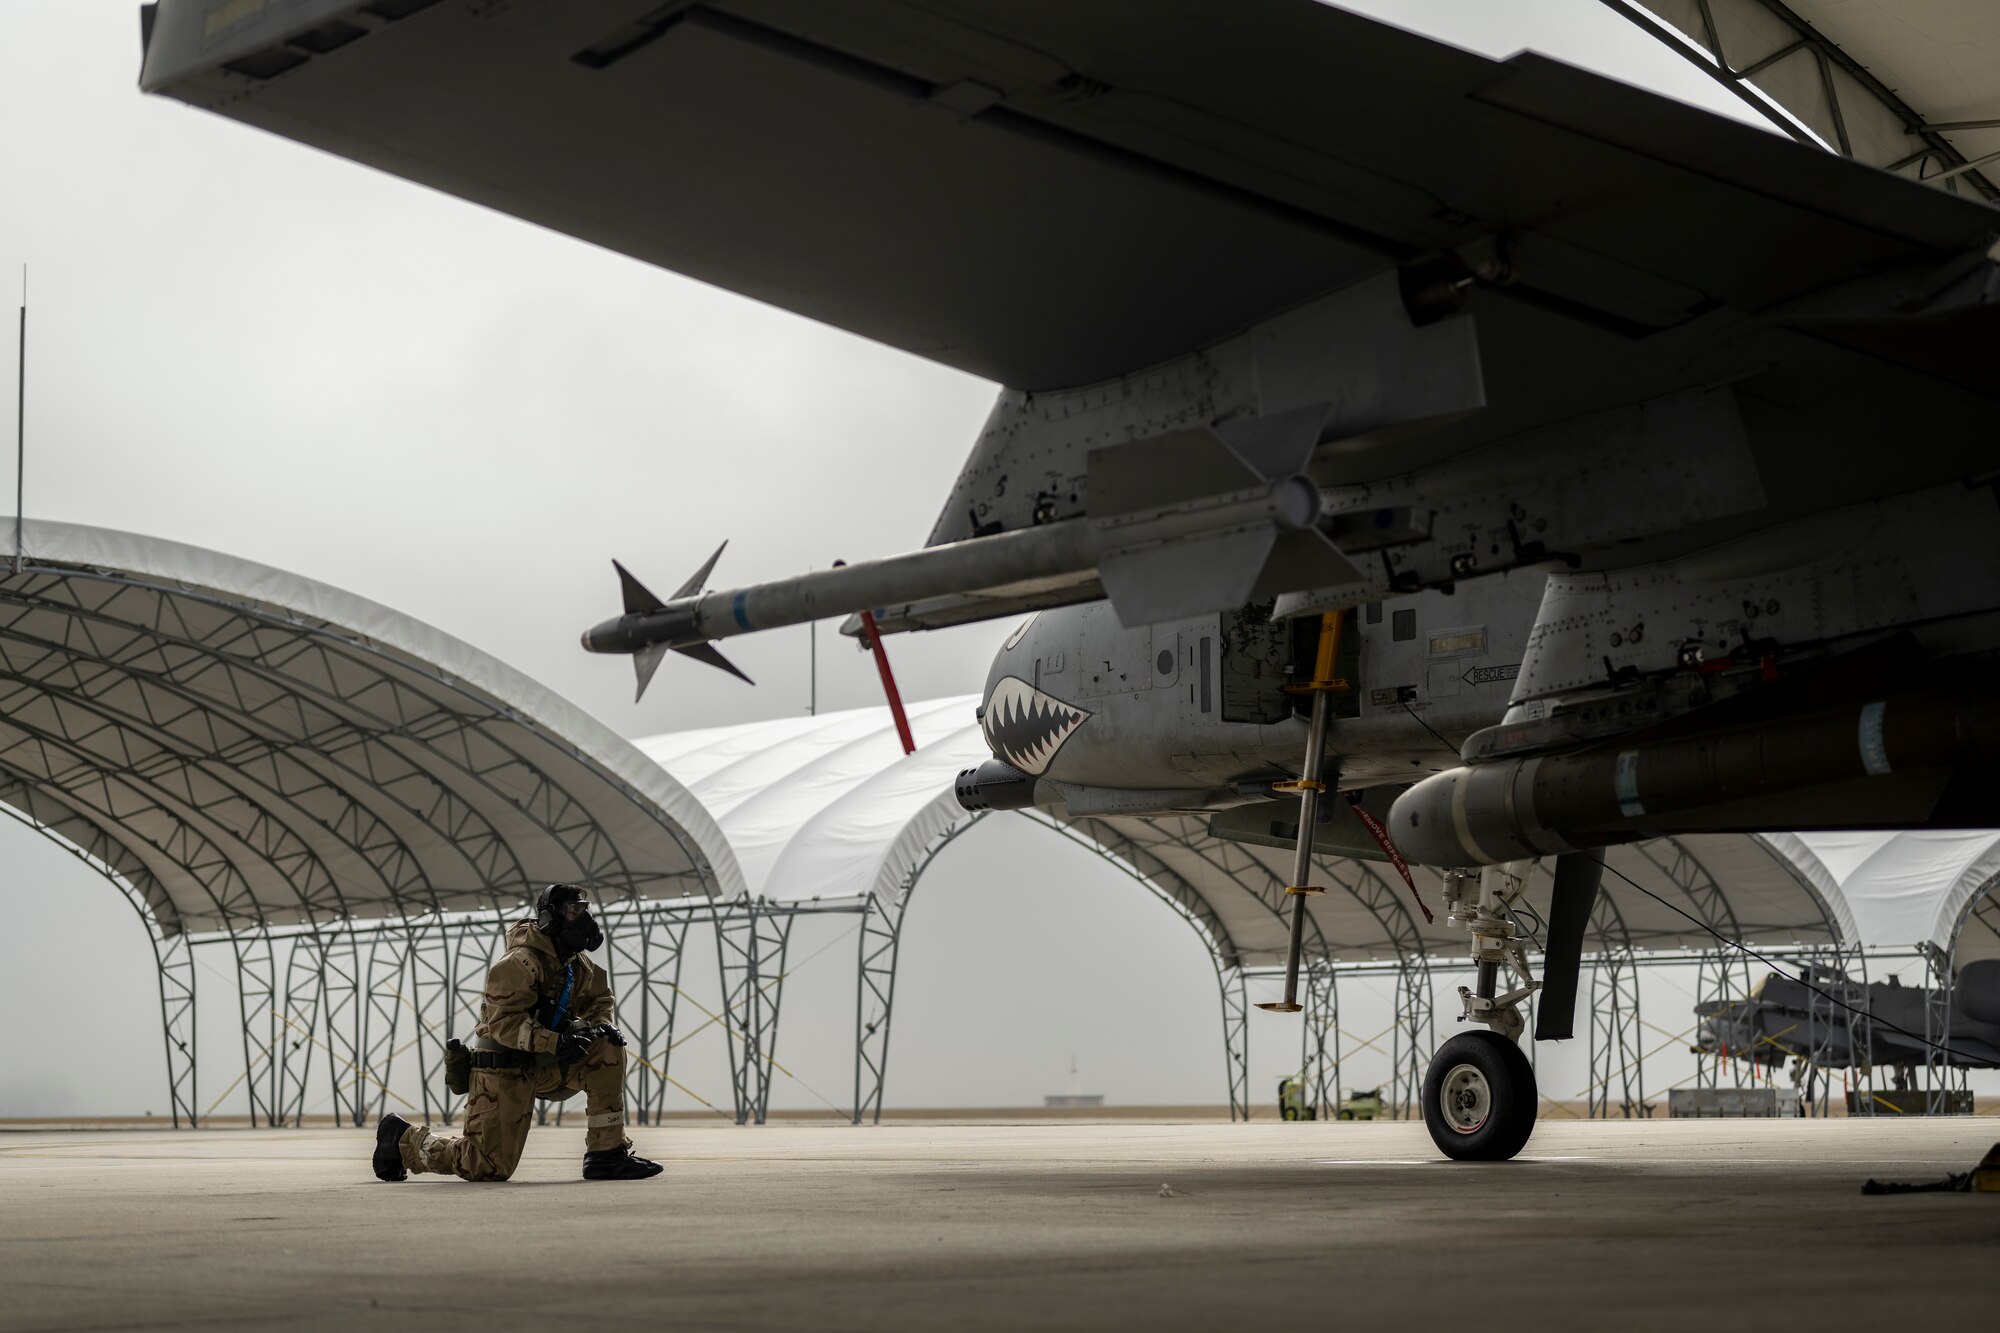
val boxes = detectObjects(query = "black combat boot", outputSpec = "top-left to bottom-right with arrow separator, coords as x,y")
583,1145 -> 664,1180
373,1113 -> 411,1182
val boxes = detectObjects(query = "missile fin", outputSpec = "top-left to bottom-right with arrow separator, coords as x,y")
673,541 -> 729,600
674,640 -> 754,686
1213,402 -> 1330,481
632,642 -> 669,702
614,559 -> 666,616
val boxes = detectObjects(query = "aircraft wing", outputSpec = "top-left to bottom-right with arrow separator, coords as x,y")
140,0 -> 2000,393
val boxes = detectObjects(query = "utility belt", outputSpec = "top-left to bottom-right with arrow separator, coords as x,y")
469,1049 -> 539,1070
443,1037 -> 555,1095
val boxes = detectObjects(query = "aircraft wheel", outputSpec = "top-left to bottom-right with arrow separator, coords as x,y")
1281,1105 -> 1300,1122
1421,1030 -> 1536,1162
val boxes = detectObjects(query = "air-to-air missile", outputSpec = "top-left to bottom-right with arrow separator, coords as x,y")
583,427 -> 1348,702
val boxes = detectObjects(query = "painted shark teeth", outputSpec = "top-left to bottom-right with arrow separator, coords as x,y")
981,676 -> 1091,776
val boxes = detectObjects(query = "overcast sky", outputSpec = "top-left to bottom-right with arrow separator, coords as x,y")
0,1 -> 1841,1122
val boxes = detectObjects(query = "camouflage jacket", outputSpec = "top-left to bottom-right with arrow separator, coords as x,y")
474,919 -> 616,1055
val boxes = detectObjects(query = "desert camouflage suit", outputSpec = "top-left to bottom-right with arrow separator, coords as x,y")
397,919 -> 629,1181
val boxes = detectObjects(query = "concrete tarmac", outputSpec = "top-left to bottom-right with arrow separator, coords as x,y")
3,1117 -> 1995,1330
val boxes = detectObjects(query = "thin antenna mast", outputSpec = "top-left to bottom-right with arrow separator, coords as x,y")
13,265 -> 23,574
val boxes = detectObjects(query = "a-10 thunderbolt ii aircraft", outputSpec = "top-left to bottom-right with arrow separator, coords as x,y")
141,0 -> 2000,1159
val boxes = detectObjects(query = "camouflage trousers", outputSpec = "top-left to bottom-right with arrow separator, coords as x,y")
398,1037 -> 630,1181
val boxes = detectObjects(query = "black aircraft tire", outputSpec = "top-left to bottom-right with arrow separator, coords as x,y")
1421,1030 -> 1537,1162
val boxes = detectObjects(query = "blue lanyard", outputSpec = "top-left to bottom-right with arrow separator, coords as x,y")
549,962 -> 576,1030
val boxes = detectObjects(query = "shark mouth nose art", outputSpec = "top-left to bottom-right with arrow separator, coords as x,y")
981,677 -> 1091,776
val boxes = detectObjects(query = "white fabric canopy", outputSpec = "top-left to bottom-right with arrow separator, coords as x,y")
0,520 -> 742,934
1793,830 -> 2000,959
1621,1 -> 1999,198
634,696 -> 982,902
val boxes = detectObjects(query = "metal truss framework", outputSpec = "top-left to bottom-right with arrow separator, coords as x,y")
182,901 -> 737,1130
92,822 -> 1887,1130
835,810 -> 1441,1125
1800,944 -> 1870,1117
717,900 -> 796,1126
1301,961 -> 1338,1118
823,815 -> 1878,1127
1600,0 -> 1999,200
1920,940 -> 1969,1114
0,553 -> 717,922
1587,895 -> 1645,1120
0,548 -> 735,1127
850,816 -> 988,1126
1630,840 -> 1757,1091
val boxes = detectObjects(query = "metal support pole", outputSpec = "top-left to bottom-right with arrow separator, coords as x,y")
320,928 -> 364,1127
717,899 -> 795,1124
631,905 -> 691,1127
1218,963 -> 1250,1121
1390,954 -> 1433,1119
151,929 -> 198,1128
1587,893 -> 1642,1118
853,892 -> 904,1125
1587,949 -> 1642,1118
1693,944 -> 1754,1089
1259,612 -> 1345,1015
353,927 -> 410,1123
276,931 -> 326,1126
1302,960 -> 1339,1118
1923,941 -> 1954,1115
229,927 -> 281,1127
405,916 -> 452,1123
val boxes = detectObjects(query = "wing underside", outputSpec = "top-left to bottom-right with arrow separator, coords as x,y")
141,0 -> 2000,392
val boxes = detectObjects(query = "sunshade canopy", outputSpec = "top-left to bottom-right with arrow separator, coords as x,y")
1615,0 -> 1999,199
1795,830 -> 2000,965
0,522 -> 740,937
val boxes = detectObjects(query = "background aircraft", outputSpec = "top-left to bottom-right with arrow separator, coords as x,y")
1693,960 -> 2000,1112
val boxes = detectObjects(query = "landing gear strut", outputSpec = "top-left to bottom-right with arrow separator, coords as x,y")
1424,862 -> 1541,1160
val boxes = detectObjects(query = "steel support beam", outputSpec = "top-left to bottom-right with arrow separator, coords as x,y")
152,928 -> 199,1128
1301,959 -> 1339,1118
229,927 -> 282,1127
1388,954 -> 1433,1120
1587,894 -> 1643,1119
717,900 -> 794,1125
626,905 -> 692,1127
1218,962 -> 1251,1122
853,892 -> 903,1126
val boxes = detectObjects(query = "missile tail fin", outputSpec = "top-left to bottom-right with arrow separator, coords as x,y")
673,541 -> 729,599
614,559 -> 666,616
633,643 -> 672,701
674,640 -> 754,686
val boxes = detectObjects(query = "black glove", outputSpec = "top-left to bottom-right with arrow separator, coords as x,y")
598,1023 -> 627,1048
554,1024 -> 594,1063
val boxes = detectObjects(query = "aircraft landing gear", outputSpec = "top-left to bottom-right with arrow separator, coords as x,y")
1423,863 -> 1541,1161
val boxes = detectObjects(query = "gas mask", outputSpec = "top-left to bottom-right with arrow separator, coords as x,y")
535,883 -> 603,957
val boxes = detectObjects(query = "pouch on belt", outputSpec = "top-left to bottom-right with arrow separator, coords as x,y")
444,1037 -> 471,1097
